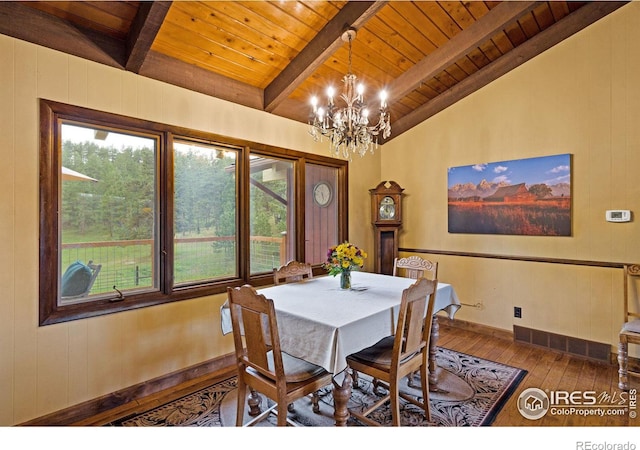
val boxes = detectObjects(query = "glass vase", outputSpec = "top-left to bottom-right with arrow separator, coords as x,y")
340,270 -> 351,290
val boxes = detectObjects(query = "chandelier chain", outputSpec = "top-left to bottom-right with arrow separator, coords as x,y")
347,31 -> 353,74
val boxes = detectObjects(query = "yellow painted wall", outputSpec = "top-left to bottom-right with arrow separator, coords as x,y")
381,4 -> 640,352
0,34 -> 380,425
2,2 -> 639,427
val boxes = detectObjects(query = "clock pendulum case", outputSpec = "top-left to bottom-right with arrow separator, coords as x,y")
369,181 -> 404,275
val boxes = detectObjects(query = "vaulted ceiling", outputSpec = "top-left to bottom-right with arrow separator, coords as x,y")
0,1 -> 628,142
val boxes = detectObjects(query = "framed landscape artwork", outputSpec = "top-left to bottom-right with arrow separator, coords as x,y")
447,153 -> 571,236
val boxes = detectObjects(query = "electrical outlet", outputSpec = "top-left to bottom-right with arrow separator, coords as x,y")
514,307 -> 522,318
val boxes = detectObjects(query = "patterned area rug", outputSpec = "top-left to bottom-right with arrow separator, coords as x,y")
111,347 -> 526,427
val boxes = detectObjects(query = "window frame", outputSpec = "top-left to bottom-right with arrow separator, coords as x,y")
39,99 -> 348,325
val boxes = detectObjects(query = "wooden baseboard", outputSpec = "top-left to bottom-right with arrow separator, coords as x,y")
20,353 -> 236,426
438,316 -> 514,341
20,319 -> 640,425
20,319 -> 509,426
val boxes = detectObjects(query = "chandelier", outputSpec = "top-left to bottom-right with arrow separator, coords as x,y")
308,28 -> 391,160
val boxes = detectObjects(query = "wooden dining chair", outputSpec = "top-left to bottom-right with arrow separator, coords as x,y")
393,255 -> 438,280
273,260 -> 313,285
618,264 -> 640,390
346,277 -> 437,426
392,255 -> 438,388
227,285 -> 333,426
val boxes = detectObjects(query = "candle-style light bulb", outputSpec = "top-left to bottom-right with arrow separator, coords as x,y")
327,86 -> 335,105
379,90 -> 388,108
311,96 -> 318,113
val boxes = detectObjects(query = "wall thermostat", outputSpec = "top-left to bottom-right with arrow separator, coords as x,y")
605,210 -> 631,222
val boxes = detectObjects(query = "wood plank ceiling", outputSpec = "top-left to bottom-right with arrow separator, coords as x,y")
0,1 -> 629,143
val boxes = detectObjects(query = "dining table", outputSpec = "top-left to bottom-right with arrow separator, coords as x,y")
220,271 -> 461,426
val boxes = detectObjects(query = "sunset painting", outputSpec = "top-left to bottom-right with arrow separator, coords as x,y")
447,154 -> 571,236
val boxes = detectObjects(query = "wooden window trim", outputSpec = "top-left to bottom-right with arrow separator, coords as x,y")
39,99 -> 348,325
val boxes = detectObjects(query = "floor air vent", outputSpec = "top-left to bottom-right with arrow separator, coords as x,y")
513,325 -> 611,363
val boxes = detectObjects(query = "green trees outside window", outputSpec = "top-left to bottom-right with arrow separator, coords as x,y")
39,100 -> 348,325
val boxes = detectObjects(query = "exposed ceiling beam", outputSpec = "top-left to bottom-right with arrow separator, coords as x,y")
263,1 -> 387,113
0,1 -> 262,110
388,1 -> 542,103
0,1 -> 125,69
388,1 -> 629,141
126,1 -> 172,73
139,51 -> 264,110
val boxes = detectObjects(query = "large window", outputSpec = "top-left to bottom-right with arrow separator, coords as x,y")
173,140 -> 239,285
39,100 -> 348,325
249,154 -> 295,274
59,123 -> 159,303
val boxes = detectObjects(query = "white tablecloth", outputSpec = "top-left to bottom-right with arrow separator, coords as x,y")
221,271 -> 461,374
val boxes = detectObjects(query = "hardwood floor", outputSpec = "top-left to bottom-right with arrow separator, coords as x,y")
74,321 -> 638,427
438,322 -> 637,427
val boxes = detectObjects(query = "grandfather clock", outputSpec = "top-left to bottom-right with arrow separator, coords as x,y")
370,181 -> 404,275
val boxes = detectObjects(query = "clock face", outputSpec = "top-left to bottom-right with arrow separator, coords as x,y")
313,181 -> 332,207
379,196 -> 396,220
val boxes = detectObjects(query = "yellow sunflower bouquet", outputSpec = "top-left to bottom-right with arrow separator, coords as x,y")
323,242 -> 367,277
